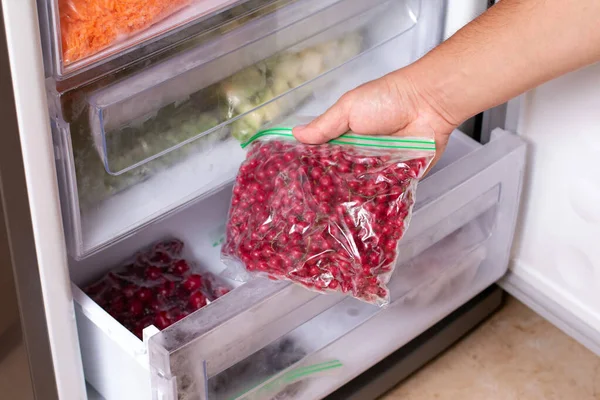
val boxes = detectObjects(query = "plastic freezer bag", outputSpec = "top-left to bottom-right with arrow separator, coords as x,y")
59,0 -> 192,64
221,123 -> 435,306
84,238 -> 231,338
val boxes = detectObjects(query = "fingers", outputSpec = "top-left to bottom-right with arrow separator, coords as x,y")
293,93 -> 352,144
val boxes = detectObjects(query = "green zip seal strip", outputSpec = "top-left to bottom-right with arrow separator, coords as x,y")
240,127 -> 436,151
229,359 -> 344,400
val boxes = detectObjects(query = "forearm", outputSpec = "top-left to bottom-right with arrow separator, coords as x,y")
403,0 -> 600,126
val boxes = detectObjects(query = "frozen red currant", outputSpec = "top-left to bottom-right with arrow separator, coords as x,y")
128,299 -> 144,317
145,266 -> 163,280
188,291 -> 208,310
154,311 -> 172,330
158,281 -> 176,298
170,259 -> 190,276
84,239 -> 232,338
182,274 -> 203,292
122,285 -> 138,298
136,287 -> 153,303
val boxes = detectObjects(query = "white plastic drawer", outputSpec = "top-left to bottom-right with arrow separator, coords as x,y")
71,129 -> 525,399
54,0 -> 443,259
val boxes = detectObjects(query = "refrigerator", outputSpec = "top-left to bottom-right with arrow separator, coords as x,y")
1,0 -> 597,399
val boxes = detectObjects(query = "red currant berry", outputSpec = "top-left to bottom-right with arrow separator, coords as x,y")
188,291 -> 207,310
182,274 -> 203,292
171,260 -> 190,276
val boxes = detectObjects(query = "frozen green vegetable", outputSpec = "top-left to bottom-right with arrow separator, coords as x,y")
225,33 -> 363,142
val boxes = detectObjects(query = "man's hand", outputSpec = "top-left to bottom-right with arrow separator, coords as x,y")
293,70 -> 457,169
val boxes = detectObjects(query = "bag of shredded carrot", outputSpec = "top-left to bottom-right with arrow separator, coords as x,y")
59,0 -> 193,64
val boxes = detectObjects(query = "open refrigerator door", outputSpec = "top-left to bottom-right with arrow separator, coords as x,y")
1,0 -> 564,399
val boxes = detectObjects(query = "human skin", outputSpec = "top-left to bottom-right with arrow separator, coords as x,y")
293,0 -> 600,168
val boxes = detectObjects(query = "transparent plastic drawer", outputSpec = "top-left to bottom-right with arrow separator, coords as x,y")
54,0 -> 443,258
43,0 -> 292,78
211,217 -> 492,400
144,129 -> 526,399
86,0 -> 389,176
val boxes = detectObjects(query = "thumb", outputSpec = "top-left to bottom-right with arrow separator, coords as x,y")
292,93 -> 352,144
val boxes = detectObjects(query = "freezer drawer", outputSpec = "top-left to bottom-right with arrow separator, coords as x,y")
72,129 -> 525,399
43,0 -> 292,78
53,0 -> 443,259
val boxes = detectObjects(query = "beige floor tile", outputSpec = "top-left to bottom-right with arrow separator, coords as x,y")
382,296 -> 600,400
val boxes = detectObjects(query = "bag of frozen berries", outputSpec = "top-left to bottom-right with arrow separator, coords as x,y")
221,119 -> 435,306
85,238 -> 231,339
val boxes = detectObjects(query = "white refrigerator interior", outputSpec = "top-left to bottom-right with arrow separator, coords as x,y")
4,0 -> 597,399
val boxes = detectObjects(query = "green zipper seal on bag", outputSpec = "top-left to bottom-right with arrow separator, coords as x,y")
240,127 -> 436,151
229,359 -> 344,400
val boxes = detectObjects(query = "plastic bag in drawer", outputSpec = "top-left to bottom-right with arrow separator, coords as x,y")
206,338 -> 307,400
59,0 -> 192,64
221,122 -> 435,306
84,238 -> 231,338
238,359 -> 343,400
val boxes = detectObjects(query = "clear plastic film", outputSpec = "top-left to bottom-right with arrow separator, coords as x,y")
207,338 -> 308,400
59,0 -> 193,64
221,119 -> 435,306
84,238 -> 231,339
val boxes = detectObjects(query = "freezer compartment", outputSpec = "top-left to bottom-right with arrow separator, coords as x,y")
71,129 -> 524,399
55,0 -> 443,259
146,130 -> 524,399
45,0 -> 289,77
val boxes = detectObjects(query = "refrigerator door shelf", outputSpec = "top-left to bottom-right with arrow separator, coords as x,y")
71,129 -> 525,400
55,0 -> 443,259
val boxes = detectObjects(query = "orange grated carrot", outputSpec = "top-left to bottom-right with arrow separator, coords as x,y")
59,0 -> 192,65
